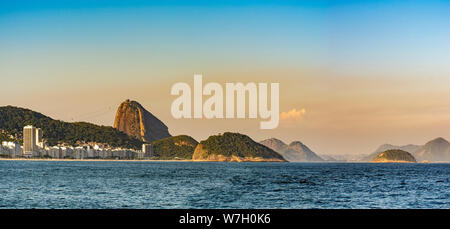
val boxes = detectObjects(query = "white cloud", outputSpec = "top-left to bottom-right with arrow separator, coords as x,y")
280,108 -> 306,121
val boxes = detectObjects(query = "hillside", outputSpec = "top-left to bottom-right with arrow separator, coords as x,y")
0,130 -> 17,143
259,138 -> 287,152
260,138 -> 324,162
319,155 -> 338,162
151,135 -> 198,160
362,144 -> 421,161
0,106 -> 143,149
414,137 -> 450,162
363,137 -> 450,162
192,132 -> 286,162
371,149 -> 417,163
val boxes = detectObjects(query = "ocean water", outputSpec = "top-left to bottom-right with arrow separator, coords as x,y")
0,161 -> 449,209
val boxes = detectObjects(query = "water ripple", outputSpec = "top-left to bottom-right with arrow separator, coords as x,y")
0,161 -> 449,208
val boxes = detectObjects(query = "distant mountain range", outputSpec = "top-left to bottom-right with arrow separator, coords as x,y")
363,137 -> 450,162
1,102 -> 449,162
361,144 -> 422,161
415,137 -> 450,162
260,138 -> 324,162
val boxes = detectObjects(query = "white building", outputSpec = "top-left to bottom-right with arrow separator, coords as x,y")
23,125 -> 45,157
1,141 -> 21,157
23,125 -> 36,157
35,128 -> 43,148
142,144 -> 153,158
50,146 -> 62,158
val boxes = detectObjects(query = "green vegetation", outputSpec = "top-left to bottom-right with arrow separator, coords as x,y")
372,149 -> 417,162
151,135 -> 198,160
199,132 -> 285,160
0,131 -> 17,143
0,106 -> 143,149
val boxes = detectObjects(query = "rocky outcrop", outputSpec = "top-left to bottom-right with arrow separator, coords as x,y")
260,138 -> 324,162
371,149 -> 417,163
113,99 -> 171,142
192,132 -> 286,162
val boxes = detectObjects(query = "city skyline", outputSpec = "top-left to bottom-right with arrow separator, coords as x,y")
1,124 -> 150,159
1,0 -> 450,155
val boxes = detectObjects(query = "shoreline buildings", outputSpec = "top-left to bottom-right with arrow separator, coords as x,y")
0,125 -> 149,160
0,141 -> 21,157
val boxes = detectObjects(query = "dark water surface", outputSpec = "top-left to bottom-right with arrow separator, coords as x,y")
0,161 -> 449,208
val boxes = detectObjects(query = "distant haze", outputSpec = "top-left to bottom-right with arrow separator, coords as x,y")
1,1 -> 449,155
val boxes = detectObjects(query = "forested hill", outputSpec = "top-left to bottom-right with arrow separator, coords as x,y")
0,106 -> 143,149
192,132 -> 286,162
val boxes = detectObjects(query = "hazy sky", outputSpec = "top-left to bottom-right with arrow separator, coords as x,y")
1,0 -> 449,155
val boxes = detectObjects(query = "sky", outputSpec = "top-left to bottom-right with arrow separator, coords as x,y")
1,0 -> 449,155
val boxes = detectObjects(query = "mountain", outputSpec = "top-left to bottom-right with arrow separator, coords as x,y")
371,149 -> 417,163
113,99 -> 171,142
0,106 -> 142,149
192,132 -> 286,162
320,155 -> 338,162
151,135 -> 198,160
414,137 -> 450,162
363,137 -> 450,162
362,143 -> 421,161
259,138 -> 287,152
259,138 -> 324,162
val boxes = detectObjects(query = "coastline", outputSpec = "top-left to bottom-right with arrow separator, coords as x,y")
0,158 -> 192,162
0,158 -> 286,163
1,158 -> 448,163
370,160 -> 416,163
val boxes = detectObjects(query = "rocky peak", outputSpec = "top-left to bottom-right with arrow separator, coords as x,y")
113,100 -> 171,142
426,137 -> 449,146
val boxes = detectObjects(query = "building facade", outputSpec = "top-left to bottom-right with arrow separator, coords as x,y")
36,128 -> 43,148
23,125 -> 44,157
142,143 -> 153,158
23,125 -> 36,156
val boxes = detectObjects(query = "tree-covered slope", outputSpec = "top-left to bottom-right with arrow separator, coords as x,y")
371,149 -> 417,163
0,106 -> 143,149
193,132 -> 286,162
151,135 -> 198,160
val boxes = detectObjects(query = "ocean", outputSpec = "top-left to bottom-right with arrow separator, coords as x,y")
0,161 -> 449,209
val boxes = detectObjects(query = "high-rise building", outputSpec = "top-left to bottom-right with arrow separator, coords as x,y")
142,143 -> 153,158
23,125 -> 44,156
23,125 -> 36,155
36,128 -> 43,148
